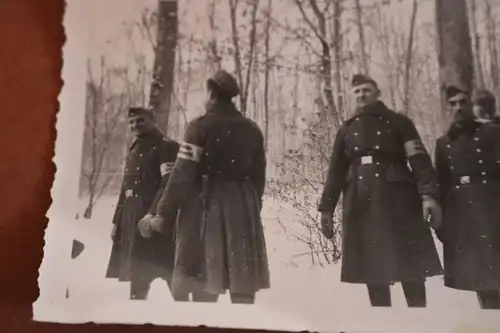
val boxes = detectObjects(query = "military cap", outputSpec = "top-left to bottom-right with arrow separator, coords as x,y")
207,69 -> 240,98
128,106 -> 153,118
351,74 -> 378,88
472,88 -> 496,109
445,85 -> 468,100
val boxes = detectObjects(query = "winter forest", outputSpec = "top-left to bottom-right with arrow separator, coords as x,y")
77,0 -> 497,270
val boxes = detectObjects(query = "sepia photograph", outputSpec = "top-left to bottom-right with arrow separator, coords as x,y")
36,0 -> 500,332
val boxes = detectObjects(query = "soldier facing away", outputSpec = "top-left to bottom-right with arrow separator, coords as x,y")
105,107 -> 181,300
434,86 -> 500,309
472,88 -> 500,123
318,74 -> 443,307
137,69 -> 270,304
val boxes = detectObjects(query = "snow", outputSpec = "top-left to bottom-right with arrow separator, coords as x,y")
63,195 -> 500,333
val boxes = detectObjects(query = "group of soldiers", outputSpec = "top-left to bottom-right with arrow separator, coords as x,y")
104,70 -> 269,304
83,68 -> 500,310
319,74 -> 500,309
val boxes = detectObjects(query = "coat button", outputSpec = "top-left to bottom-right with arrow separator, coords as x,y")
375,145 -> 380,150
375,173 -> 379,177
481,171 -> 487,175
354,146 -> 359,151
354,132 -> 359,136
483,180 -> 488,184
446,144 -> 451,148
358,176 -> 363,180
479,160 -> 483,164
476,148 -> 482,152
377,131 -> 381,135
474,137 -> 479,141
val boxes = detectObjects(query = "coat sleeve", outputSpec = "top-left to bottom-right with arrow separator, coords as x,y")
147,139 -> 180,215
397,115 -> 439,198
318,125 -> 349,213
250,128 -> 266,208
156,119 -> 205,222
434,138 -> 451,208
112,174 -> 126,225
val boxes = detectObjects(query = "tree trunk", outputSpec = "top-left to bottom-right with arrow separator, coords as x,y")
354,0 -> 369,74
485,0 -> 500,102
469,0 -> 485,88
149,0 -> 178,134
263,0 -> 272,150
333,0 -> 344,121
435,0 -> 474,131
402,0 -> 418,114
207,0 -> 221,72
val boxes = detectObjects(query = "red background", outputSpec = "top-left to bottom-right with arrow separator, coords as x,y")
0,1 -> 284,332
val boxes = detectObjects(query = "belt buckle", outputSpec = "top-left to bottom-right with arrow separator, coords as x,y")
125,189 -> 133,197
459,175 -> 470,185
361,156 -> 373,165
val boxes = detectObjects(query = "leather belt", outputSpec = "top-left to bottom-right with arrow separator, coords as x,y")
452,174 -> 500,186
125,189 -> 136,197
351,154 -> 405,167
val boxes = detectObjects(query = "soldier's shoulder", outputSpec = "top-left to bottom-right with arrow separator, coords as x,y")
392,110 -> 415,124
243,116 -> 263,134
161,136 -> 180,148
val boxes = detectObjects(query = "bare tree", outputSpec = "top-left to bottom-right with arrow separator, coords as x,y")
353,0 -> 369,74
228,0 -> 260,115
149,0 -> 178,133
402,0 -> 418,114
469,0 -> 485,88
485,0 -> 500,101
263,0 -> 273,149
82,57 -> 129,218
294,0 -> 341,128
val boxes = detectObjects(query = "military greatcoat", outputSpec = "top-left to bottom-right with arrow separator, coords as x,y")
435,119 -> 500,291
319,101 -> 443,284
155,99 -> 270,298
105,128 -> 180,283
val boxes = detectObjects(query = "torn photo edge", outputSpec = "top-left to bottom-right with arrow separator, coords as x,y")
32,1 -> 500,333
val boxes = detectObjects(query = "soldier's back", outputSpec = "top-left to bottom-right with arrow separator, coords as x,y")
195,111 -> 264,181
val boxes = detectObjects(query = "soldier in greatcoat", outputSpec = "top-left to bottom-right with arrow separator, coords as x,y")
318,74 -> 443,307
434,86 -> 500,309
138,69 -> 270,304
105,107 -> 181,300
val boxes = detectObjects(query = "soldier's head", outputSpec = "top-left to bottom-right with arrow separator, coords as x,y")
472,88 -> 496,120
445,85 -> 473,121
350,74 -> 381,108
128,107 -> 156,137
205,69 -> 240,103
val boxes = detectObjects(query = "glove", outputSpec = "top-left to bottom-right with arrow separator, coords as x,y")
137,214 -> 154,238
320,212 -> 335,240
150,215 -> 166,234
422,195 -> 443,230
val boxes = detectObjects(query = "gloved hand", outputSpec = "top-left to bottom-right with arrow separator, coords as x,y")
320,212 -> 335,240
150,215 -> 166,234
137,214 -> 154,238
422,195 -> 443,230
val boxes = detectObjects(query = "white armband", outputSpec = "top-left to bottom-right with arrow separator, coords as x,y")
160,162 -> 175,176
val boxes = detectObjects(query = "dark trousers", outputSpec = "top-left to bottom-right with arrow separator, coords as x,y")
175,291 -> 256,304
130,276 -> 179,300
366,281 -> 426,307
476,290 -> 500,309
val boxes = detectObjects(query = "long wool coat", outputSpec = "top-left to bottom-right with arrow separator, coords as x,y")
155,100 -> 270,297
435,119 -> 500,291
105,128 -> 180,283
319,101 -> 443,284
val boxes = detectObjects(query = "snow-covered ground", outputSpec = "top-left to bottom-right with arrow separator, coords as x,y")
64,195 -> 500,333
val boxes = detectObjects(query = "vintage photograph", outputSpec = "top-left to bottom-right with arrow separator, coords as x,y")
36,0 -> 500,331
